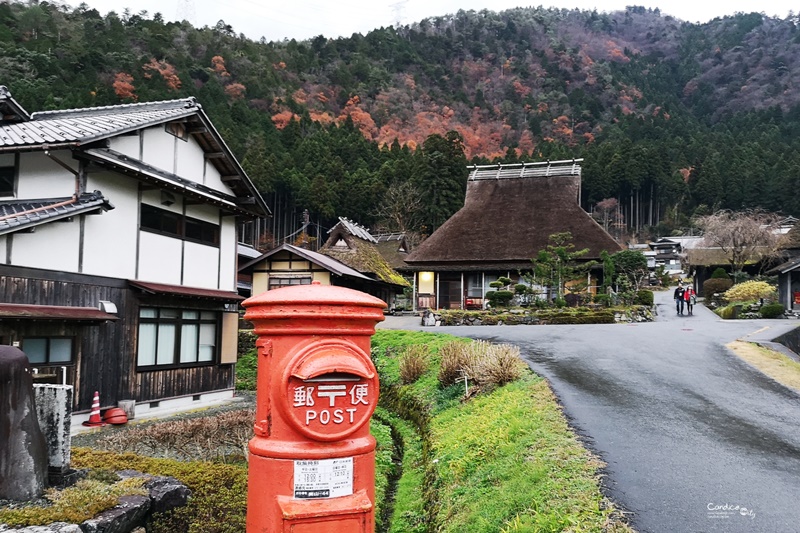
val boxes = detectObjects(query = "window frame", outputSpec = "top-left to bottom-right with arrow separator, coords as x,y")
136,307 -> 220,370
0,153 -> 18,198
140,203 -> 220,247
22,336 -> 75,366
268,276 -> 313,290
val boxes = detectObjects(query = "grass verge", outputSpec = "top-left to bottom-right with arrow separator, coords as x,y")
727,340 -> 800,392
372,330 -> 632,532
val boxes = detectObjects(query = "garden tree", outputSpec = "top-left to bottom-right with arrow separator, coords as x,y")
609,249 -> 649,291
695,210 -> 782,278
527,232 -> 594,300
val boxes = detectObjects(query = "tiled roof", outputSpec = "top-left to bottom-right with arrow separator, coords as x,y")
128,280 -> 244,301
332,217 -> 377,243
239,243 -> 373,282
0,98 -> 199,149
0,191 -> 114,236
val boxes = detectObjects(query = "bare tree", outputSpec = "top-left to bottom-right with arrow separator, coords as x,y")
372,180 -> 424,234
592,198 -> 619,233
695,210 -> 782,277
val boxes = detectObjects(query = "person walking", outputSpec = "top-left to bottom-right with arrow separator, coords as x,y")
684,285 -> 696,315
674,284 -> 685,315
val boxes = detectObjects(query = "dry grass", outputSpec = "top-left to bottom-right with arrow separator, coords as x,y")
727,341 -> 800,392
399,344 -> 429,384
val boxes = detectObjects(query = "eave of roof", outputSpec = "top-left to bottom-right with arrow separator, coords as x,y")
0,303 -> 117,322
129,280 -> 244,302
0,191 -> 114,236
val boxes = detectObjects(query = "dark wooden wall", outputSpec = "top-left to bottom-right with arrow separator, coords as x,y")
0,266 -> 234,412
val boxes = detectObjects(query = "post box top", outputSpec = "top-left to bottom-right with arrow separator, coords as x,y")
243,281 -> 387,310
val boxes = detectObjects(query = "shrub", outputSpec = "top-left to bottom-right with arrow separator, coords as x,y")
760,303 -> 785,318
486,290 -> 514,308
438,341 -> 473,386
702,277 -> 733,297
635,290 -> 654,306
723,281 -> 777,303
563,293 -> 584,307
399,344 -> 429,384
554,297 -> 567,308
593,293 -> 611,307
514,283 -> 529,295
711,268 -> 730,279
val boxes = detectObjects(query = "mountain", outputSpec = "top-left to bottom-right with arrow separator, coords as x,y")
2,2 -> 799,244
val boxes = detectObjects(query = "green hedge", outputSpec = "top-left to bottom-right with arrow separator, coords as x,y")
702,278 -> 733,298
760,303 -> 785,318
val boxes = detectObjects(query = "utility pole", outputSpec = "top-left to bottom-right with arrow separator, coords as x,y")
390,0 -> 408,27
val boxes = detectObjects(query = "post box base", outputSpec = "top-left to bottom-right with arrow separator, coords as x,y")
276,490 -> 372,532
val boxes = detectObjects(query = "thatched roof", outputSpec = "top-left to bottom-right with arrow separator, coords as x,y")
320,219 -> 409,287
780,224 -> 800,250
404,164 -> 623,270
373,233 -> 411,271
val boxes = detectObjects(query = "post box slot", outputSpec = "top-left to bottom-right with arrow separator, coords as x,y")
303,372 -> 361,383
289,348 -> 375,382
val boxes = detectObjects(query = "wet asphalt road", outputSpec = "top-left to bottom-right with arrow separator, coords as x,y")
380,291 -> 800,532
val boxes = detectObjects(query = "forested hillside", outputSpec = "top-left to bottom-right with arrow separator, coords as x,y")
2,1 -> 800,246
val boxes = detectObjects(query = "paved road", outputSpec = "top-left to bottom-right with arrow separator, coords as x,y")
380,292 -> 800,532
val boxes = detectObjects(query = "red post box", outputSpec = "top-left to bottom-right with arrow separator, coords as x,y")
243,281 -> 386,532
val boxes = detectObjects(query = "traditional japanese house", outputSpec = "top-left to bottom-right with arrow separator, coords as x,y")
403,160 -> 623,310
0,87 -> 269,416
768,223 -> 800,312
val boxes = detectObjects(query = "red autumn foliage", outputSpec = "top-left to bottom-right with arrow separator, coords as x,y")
271,110 -> 299,129
211,56 -> 230,77
113,72 -> 137,101
225,83 -> 246,100
142,59 -> 182,91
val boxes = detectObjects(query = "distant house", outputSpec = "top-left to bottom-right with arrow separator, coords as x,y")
403,160 -> 623,310
768,224 -> 800,311
0,87 -> 270,416
240,242 -> 401,307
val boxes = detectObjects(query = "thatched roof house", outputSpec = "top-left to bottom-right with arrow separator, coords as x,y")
768,223 -> 800,311
404,160 -> 623,310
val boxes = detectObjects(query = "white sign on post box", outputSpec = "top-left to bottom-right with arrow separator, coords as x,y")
293,457 -> 354,499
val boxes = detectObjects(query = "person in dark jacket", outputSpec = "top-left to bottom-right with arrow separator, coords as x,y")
674,285 -> 685,315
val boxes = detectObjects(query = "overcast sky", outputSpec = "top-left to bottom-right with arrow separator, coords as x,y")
66,0 -> 797,42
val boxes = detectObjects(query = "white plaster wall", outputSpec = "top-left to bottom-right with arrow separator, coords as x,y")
141,189 -> 183,214
16,151 -> 76,199
141,127 -> 177,175
218,219 -> 236,290
183,241 -> 220,289
11,220 -> 80,271
82,171 -> 138,278
138,232 -> 182,285
0,236 -> 6,263
185,203 -> 218,224
175,135 -> 206,185
202,160 -> 227,193
108,133 -> 140,159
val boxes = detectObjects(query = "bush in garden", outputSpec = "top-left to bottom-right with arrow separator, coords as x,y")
702,277 -> 733,298
399,344 -> 429,384
593,293 -> 611,307
635,290 -> 654,306
438,341 -> 474,386
476,344 -> 526,387
486,290 -> 514,308
723,280 -> 777,303
760,303 -> 785,318
711,268 -> 731,279
563,293 -> 584,307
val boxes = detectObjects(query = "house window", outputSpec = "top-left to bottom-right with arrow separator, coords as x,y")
137,307 -> 218,368
140,204 -> 220,247
22,337 -> 74,365
268,276 -> 312,290
0,153 -> 16,197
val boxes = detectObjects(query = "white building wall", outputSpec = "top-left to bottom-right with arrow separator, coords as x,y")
185,203 -> 218,224
141,127 -> 177,175
175,135 -> 206,185
218,219 -> 236,291
81,171 -> 139,278
202,160 -> 226,193
11,221 -> 80,271
16,151 -> 76,199
108,134 -> 141,159
0,235 -> 6,263
138,232 -> 182,285
183,242 -> 220,289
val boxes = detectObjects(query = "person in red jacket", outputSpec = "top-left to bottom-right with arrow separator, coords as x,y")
684,286 -> 697,315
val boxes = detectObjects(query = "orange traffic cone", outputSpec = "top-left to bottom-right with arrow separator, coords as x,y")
82,391 -> 106,427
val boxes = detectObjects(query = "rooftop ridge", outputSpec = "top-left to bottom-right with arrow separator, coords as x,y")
468,159 -> 583,181
31,97 -> 199,120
